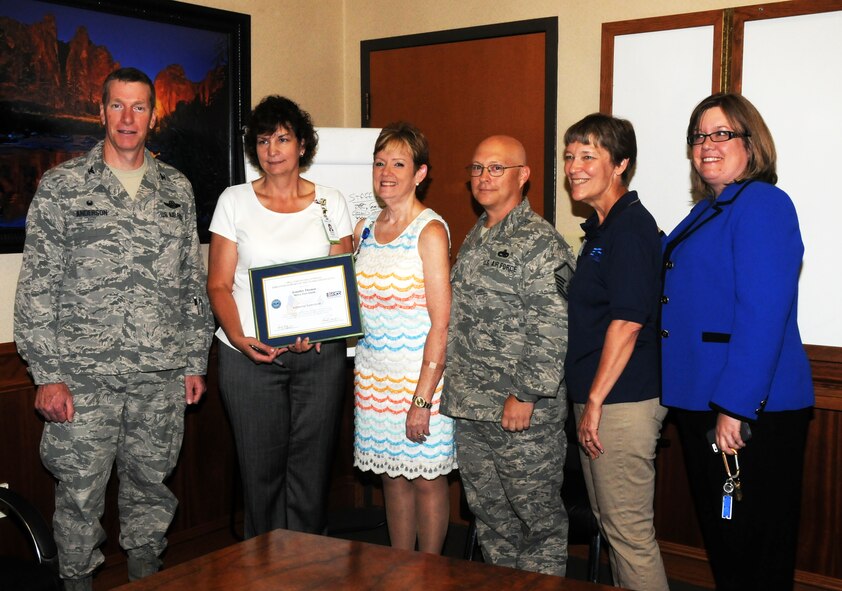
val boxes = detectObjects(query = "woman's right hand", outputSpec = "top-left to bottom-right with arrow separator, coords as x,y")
406,404 -> 431,444
578,400 -> 605,460
233,336 -> 284,364
715,413 -> 748,456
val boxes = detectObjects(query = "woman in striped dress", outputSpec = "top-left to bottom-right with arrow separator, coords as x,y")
353,122 -> 456,554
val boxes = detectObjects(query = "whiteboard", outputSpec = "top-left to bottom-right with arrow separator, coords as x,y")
611,26 -> 715,235
741,12 -> 842,346
245,127 -> 382,224
610,12 -> 842,346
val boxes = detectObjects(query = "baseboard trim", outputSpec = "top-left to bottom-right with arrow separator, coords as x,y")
659,540 -> 842,591
660,540 -> 714,589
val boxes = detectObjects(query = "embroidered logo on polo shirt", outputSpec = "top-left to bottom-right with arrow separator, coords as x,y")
588,247 -> 604,262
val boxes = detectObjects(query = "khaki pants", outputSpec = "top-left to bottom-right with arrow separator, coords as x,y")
574,398 -> 669,591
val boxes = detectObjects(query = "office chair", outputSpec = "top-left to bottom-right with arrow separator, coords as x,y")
0,487 -> 61,591
462,412 -> 604,584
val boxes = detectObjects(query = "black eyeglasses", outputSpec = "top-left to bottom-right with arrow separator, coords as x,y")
687,130 -> 750,146
466,164 -> 524,177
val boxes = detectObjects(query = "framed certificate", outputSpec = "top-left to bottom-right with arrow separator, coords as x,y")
249,254 -> 363,347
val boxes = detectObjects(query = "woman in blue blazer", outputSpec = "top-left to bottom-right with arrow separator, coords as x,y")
661,93 -> 813,591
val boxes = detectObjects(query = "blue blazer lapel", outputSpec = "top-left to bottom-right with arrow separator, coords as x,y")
663,181 -> 755,261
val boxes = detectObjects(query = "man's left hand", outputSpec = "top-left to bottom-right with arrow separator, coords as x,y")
184,375 -> 206,405
501,395 -> 534,432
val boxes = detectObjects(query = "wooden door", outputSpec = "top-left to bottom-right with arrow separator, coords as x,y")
362,19 -> 557,259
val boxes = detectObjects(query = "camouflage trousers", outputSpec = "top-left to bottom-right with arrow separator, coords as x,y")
40,370 -> 186,580
455,418 -> 568,576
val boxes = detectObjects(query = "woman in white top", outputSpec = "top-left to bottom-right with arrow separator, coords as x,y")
207,96 -> 352,538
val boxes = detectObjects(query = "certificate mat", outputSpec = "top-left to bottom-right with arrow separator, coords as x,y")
249,254 -> 363,347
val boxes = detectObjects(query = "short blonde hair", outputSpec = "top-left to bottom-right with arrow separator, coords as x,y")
373,122 -> 429,171
373,122 -> 430,195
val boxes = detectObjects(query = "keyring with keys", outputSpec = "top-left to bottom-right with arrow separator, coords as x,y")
720,450 -> 743,519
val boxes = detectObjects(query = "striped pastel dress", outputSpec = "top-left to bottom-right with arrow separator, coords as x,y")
353,208 -> 457,479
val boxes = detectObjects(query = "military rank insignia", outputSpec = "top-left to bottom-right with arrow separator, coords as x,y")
554,261 -> 574,300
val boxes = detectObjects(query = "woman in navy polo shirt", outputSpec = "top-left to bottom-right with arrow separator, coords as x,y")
563,114 -> 668,591
661,93 -> 813,591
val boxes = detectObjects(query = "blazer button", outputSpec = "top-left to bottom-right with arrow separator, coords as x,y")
665,260 -> 674,269
660,329 -> 670,338
661,296 -> 669,304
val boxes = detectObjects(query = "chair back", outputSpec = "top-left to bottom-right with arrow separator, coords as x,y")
0,487 -> 61,590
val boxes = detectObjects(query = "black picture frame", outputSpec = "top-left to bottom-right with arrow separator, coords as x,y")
0,0 -> 251,251
249,254 -> 364,348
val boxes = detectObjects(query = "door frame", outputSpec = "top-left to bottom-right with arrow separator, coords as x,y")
360,17 -> 558,222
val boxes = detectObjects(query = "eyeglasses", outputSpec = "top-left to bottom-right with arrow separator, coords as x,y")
687,130 -> 750,146
466,164 -> 525,177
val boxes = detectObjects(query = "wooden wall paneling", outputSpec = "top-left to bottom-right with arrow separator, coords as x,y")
168,345 -> 239,531
2,339 -> 842,587
653,420 -> 704,548
809,346 -> 842,412
0,342 -> 242,567
327,363 -> 363,511
797,406 -> 842,580
0,343 -> 55,560
653,398 -> 842,590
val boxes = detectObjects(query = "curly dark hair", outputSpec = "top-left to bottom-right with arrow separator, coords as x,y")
243,95 -> 318,172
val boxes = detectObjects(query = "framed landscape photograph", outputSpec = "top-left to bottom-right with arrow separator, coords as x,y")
0,0 -> 250,251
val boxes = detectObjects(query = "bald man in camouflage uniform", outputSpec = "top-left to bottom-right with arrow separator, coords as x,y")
443,136 -> 574,576
14,67 -> 213,591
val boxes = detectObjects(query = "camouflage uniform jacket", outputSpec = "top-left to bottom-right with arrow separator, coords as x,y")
14,141 -> 214,385
442,198 -> 575,424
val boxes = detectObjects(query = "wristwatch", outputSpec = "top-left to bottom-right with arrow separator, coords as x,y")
412,395 -> 432,409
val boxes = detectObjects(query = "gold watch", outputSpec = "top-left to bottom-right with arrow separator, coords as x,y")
412,395 -> 432,409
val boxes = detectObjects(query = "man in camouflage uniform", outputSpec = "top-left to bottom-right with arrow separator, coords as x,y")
442,135 -> 574,576
13,67 -> 213,591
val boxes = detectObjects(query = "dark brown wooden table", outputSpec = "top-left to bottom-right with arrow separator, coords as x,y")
114,529 -> 621,590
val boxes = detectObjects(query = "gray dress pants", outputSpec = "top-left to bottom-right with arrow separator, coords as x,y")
218,340 -> 346,538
